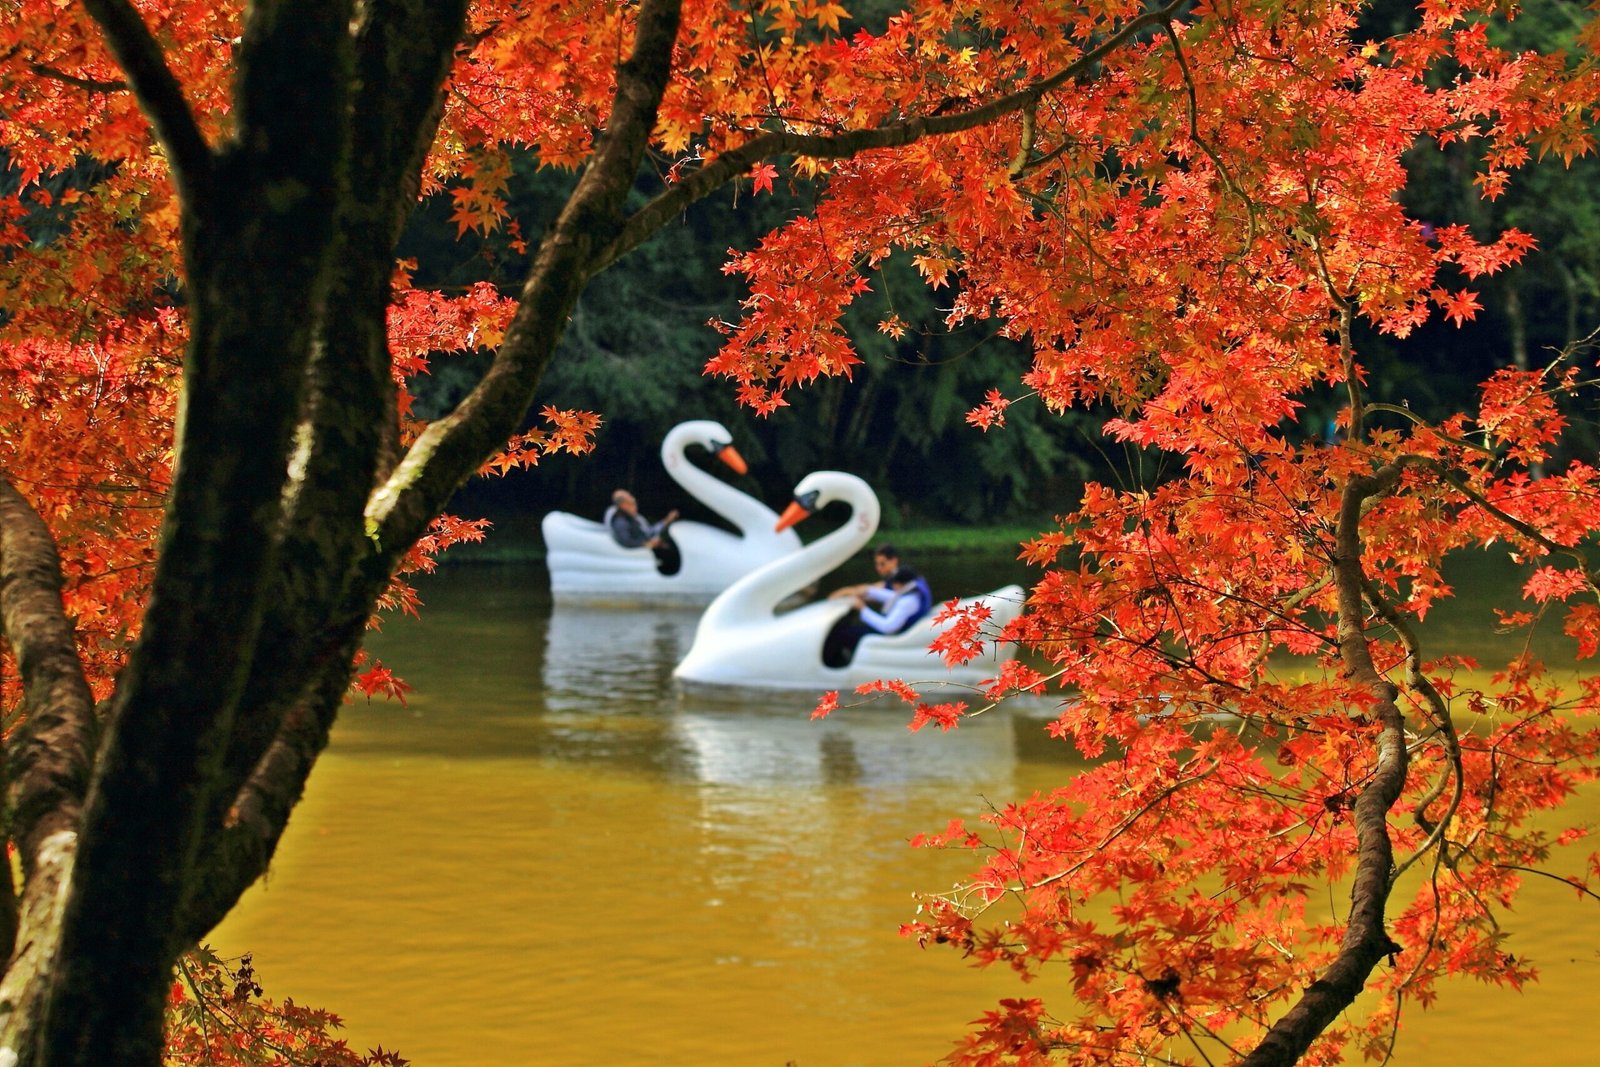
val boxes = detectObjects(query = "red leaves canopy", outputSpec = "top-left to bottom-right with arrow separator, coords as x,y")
3,0 -> 1600,1063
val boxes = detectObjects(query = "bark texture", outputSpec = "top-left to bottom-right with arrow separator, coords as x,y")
0,481 -> 96,1061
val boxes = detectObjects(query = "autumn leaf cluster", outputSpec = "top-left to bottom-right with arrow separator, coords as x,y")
4,1 -> 1600,1064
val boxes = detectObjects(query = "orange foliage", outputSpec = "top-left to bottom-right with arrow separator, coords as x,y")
166,948 -> 409,1067
3,0 -> 1600,1063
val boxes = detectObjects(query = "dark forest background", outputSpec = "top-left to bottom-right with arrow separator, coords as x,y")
7,1 -> 1596,541
404,1 -> 1600,542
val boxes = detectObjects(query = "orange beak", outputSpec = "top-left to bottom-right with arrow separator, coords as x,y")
775,500 -> 811,532
716,444 -> 749,477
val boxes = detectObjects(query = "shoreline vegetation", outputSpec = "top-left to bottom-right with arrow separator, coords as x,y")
435,515 -> 1584,671
439,509 -> 1048,565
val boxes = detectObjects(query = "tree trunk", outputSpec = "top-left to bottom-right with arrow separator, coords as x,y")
0,480 -> 96,1063
0,0 -> 685,1061
1238,461 -> 1409,1065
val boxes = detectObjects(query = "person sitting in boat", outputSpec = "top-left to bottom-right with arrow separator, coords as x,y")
822,561 -> 933,667
606,489 -> 681,573
861,566 -> 933,632
827,542 -> 902,601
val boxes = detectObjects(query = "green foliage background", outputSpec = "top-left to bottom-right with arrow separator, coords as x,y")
398,0 -> 1599,542
402,160 -> 1098,534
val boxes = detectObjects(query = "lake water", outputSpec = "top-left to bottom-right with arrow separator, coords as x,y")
214,557 -> 1596,1066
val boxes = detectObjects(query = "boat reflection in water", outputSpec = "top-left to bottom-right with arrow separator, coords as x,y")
541,601 -> 703,715
543,596 -> 1031,1033
214,565 -> 1594,1067
543,599 -> 1023,790
672,693 -> 1019,790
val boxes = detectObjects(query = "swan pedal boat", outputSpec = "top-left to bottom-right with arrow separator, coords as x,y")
673,471 -> 1026,692
542,420 -> 801,605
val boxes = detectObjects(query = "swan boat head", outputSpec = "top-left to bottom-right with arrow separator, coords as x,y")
661,419 -> 748,477
674,471 -> 1025,692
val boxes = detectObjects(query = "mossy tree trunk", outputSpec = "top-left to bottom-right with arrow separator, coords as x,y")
0,0 -> 683,1061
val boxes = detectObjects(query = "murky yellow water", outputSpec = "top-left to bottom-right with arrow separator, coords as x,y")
214,560 -> 1597,1065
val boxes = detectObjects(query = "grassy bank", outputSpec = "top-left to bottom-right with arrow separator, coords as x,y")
865,524 -> 1045,556
435,509 -> 1050,566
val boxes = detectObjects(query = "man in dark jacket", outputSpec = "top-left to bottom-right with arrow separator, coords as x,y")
606,489 -> 680,572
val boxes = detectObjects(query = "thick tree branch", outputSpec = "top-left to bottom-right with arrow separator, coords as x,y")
76,0 -> 212,202
0,828 -> 77,1063
0,480 -> 94,1062
1006,100 -> 1037,178
231,0 -> 356,179
178,641 -> 359,945
0,480 -> 95,873
346,0 -> 472,234
366,0 -> 686,558
594,0 -> 1187,275
1241,465 -> 1409,1066
0,816 -> 15,966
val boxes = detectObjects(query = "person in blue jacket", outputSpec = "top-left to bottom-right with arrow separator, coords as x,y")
857,566 -> 933,635
822,551 -> 934,667
828,543 -> 901,602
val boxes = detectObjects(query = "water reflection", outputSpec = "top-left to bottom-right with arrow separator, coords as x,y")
541,587 -> 1037,793
673,703 -> 1019,789
542,602 -> 702,715
212,562 -> 1594,1067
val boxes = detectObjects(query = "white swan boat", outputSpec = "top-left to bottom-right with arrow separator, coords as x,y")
541,420 -> 801,604
673,471 -> 1026,692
